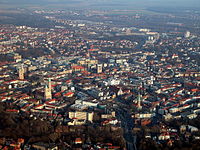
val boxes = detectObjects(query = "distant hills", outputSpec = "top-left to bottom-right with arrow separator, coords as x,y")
0,0 -> 199,10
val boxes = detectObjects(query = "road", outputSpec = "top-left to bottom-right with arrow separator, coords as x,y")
115,101 -> 137,150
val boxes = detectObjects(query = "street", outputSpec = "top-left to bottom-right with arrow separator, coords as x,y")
115,101 -> 137,150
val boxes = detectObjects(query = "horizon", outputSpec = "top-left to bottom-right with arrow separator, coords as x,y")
0,0 -> 200,10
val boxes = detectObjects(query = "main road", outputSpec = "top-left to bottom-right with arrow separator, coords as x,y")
115,100 -> 137,150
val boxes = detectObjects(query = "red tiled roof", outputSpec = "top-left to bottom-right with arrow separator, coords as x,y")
6,109 -> 19,113
64,92 -> 74,96
72,65 -> 85,70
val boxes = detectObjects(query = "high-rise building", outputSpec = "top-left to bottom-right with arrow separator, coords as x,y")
44,78 -> 52,100
18,65 -> 24,80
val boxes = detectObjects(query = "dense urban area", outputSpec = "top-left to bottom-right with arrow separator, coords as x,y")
0,7 -> 200,150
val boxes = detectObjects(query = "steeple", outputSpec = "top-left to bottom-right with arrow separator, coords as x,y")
97,64 -> 102,73
18,65 -> 24,80
44,78 -> 52,100
137,92 -> 142,110
48,78 -> 51,90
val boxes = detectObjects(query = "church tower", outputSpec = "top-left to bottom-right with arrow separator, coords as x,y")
97,64 -> 102,73
137,92 -> 142,110
44,78 -> 52,100
48,78 -> 51,91
18,65 -> 24,80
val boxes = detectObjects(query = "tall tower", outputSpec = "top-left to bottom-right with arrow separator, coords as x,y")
97,64 -> 102,74
137,92 -> 142,110
18,65 -> 24,80
44,78 -> 52,100
48,78 -> 51,91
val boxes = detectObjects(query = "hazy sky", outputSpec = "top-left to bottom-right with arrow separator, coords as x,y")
0,0 -> 200,9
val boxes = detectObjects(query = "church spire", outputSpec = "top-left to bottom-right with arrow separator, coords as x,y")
137,91 -> 142,110
44,78 -> 52,100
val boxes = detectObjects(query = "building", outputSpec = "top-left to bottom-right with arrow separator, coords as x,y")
136,92 -> 142,110
18,65 -> 24,80
185,31 -> 190,38
32,142 -> 58,150
12,53 -> 22,62
68,111 -> 94,125
44,78 -> 52,100
97,64 -> 103,73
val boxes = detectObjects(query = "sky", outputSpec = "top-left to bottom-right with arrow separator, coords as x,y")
0,0 -> 200,9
